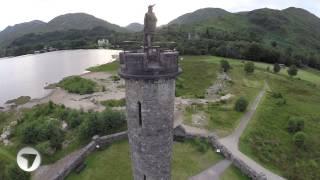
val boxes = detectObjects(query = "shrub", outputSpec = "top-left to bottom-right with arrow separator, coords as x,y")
101,99 -> 126,107
287,117 -> 305,133
220,59 -> 231,72
234,97 -> 248,112
65,110 -> 83,128
275,98 -> 286,106
244,62 -> 255,74
293,131 -> 306,148
36,141 -> 53,156
111,75 -> 121,82
19,117 -> 64,148
49,127 -> 64,149
271,92 -> 283,98
273,63 -> 281,73
58,76 -> 97,95
79,110 -> 126,141
287,65 -> 298,77
191,138 -> 210,153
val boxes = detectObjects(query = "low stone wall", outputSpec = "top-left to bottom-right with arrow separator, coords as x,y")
173,125 -> 267,180
34,131 -> 128,180
54,141 -> 97,180
93,131 -> 128,147
208,135 -> 267,180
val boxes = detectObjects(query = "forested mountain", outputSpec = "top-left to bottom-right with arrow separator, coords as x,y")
126,23 -> 144,32
44,13 -> 125,32
162,7 -> 320,70
169,8 -> 230,25
0,13 -> 126,48
0,20 -> 46,47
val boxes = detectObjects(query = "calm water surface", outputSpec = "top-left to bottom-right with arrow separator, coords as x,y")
0,49 -> 119,106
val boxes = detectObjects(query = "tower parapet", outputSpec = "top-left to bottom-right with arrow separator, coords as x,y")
119,49 -> 180,80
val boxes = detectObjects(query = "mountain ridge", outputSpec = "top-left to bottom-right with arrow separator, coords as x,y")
0,13 -> 126,47
168,8 -> 230,25
126,23 -> 144,32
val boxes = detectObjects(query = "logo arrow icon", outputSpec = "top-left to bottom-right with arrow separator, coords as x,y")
21,153 -> 37,168
17,147 -> 41,172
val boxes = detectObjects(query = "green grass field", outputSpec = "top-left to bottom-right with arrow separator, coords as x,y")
66,140 -> 223,180
58,76 -> 98,95
240,71 -> 320,179
181,56 -> 264,136
87,60 -> 119,74
178,56 -> 320,179
176,56 -> 218,98
220,165 -> 250,180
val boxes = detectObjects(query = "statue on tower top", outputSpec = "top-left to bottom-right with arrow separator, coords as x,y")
144,4 -> 157,48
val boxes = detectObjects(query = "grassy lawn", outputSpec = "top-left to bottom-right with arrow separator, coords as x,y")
220,165 -> 250,180
198,55 -> 320,86
240,73 -> 320,179
181,56 -> 265,136
58,76 -> 99,95
87,60 -> 119,74
176,56 -> 218,98
67,140 -> 223,180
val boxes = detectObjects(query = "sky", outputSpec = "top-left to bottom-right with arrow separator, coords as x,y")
0,0 -> 320,31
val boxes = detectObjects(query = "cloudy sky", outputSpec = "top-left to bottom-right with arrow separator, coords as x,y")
1,0 -> 320,31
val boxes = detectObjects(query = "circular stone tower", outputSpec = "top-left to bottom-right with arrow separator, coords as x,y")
119,48 -> 180,180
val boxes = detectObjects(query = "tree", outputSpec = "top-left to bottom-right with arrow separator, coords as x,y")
271,41 -> 278,48
244,62 -> 255,74
220,59 -> 231,72
293,131 -> 306,148
287,65 -> 298,77
273,63 -> 281,73
234,97 -> 248,112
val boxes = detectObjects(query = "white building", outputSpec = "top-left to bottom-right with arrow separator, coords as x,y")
97,39 -> 110,48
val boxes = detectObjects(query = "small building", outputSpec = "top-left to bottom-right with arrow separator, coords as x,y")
97,39 -> 110,48
279,64 -> 286,68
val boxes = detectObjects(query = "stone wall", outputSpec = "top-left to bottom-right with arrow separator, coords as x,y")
34,131 -> 128,180
173,125 -> 267,180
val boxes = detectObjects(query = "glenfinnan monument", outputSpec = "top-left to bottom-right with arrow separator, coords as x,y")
119,5 -> 181,180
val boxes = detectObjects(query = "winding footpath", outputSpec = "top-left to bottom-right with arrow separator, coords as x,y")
190,83 -> 285,180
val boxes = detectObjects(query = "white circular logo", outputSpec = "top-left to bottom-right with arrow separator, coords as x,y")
17,147 -> 41,172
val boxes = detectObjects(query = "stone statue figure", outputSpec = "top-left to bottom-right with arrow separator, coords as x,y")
144,4 -> 157,48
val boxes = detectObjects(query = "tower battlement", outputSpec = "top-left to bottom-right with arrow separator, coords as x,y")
119,49 -> 181,80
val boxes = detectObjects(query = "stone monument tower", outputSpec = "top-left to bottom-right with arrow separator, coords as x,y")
118,5 -> 181,180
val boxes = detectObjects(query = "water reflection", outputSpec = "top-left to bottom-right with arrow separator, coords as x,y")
0,49 -> 119,106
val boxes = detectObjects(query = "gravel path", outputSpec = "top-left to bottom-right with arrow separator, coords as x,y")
190,159 -> 231,180
219,83 -> 285,180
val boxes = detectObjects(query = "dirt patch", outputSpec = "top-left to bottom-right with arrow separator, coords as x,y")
191,112 -> 208,128
19,72 -> 125,112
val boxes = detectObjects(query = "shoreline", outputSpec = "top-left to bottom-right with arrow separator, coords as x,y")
9,71 -> 126,112
0,48 -> 122,60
